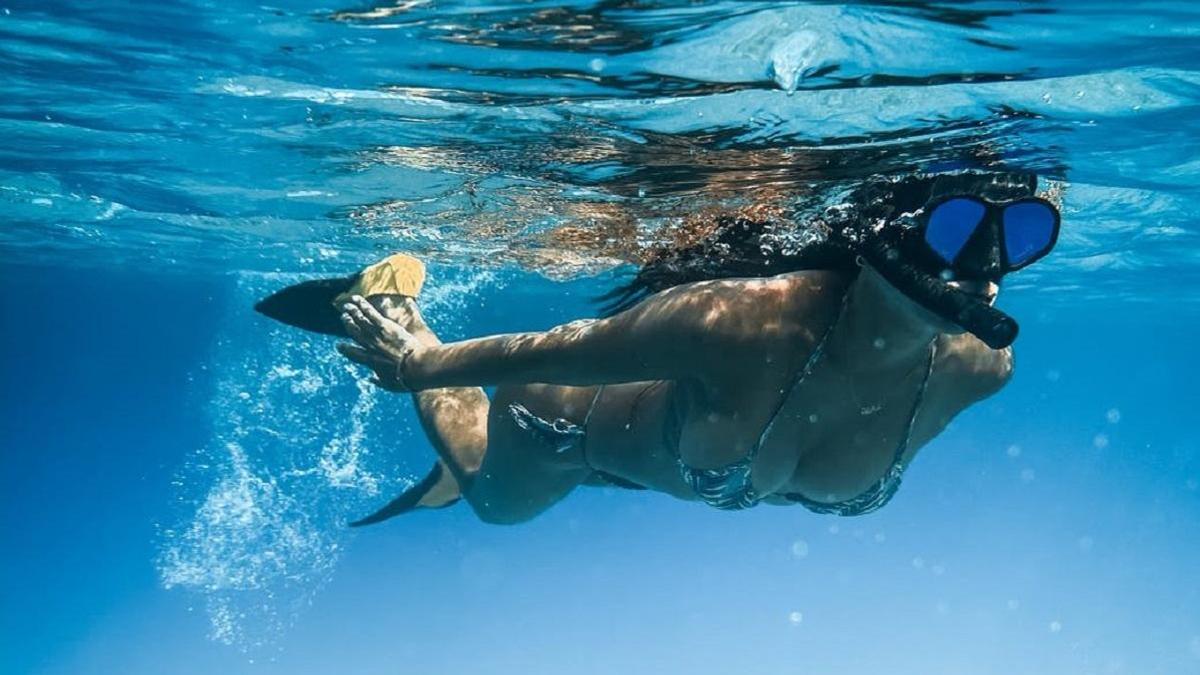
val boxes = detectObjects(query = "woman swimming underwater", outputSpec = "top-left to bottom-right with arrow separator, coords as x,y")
257,170 -> 1061,525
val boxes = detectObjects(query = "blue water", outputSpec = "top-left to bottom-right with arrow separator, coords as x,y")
2,1 -> 1199,673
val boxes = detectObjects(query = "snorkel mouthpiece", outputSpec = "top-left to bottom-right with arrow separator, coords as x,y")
861,238 -> 1019,349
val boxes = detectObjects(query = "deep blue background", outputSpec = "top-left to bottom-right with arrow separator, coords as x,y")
0,264 -> 223,674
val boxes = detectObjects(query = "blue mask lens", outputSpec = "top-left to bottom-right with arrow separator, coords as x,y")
1002,201 -> 1056,267
924,197 -> 987,264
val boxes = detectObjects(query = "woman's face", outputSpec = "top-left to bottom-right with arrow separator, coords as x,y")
853,171 -> 1039,343
947,279 -> 999,306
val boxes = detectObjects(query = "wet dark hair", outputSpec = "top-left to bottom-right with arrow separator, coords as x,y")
599,170 -> 1037,315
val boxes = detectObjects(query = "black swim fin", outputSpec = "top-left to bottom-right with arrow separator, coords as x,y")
350,462 -> 461,527
254,275 -> 359,337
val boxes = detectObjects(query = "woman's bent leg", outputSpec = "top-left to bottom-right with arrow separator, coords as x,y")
472,384 -> 595,524
374,297 -> 489,485
375,297 -> 590,524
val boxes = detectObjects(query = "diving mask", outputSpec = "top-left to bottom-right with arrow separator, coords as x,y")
857,189 -> 1060,350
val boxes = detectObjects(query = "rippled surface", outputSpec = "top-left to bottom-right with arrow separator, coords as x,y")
3,0 -> 1199,301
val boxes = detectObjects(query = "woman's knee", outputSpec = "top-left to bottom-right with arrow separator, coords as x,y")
471,387 -> 592,525
465,462 -> 585,525
473,506 -> 536,526
467,492 -> 543,525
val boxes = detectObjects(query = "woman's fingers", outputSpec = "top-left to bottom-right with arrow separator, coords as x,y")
340,307 -> 364,338
341,304 -> 383,348
342,303 -> 370,332
344,296 -> 400,338
352,295 -> 390,327
337,342 -> 389,369
336,342 -> 375,365
352,295 -> 408,339
349,295 -> 418,356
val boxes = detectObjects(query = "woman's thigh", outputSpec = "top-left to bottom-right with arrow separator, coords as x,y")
470,384 -> 595,524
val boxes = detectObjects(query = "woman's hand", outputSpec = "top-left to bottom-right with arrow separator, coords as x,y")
337,295 -> 422,392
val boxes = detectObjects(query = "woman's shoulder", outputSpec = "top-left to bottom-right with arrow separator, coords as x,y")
771,269 -> 854,296
934,334 -> 1014,401
668,269 -> 848,317
668,270 -> 850,304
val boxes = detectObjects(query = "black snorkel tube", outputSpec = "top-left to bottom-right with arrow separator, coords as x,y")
859,236 -> 1019,349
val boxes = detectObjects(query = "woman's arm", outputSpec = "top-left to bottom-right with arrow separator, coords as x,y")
406,299 -> 695,388
339,275 -> 812,390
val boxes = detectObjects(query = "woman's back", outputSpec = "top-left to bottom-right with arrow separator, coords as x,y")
503,267 -> 1011,509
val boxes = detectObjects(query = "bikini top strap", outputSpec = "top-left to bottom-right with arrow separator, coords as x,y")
892,338 -> 938,467
582,384 -> 605,427
750,288 -> 853,459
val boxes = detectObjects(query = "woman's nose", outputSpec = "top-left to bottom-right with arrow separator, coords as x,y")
957,219 -> 1005,277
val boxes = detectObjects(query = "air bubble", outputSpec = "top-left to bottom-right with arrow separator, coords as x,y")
157,271 -> 500,651
1106,408 -> 1121,424
788,611 -> 803,625
1093,434 -> 1109,449
790,540 -> 809,558
1006,444 -> 1021,458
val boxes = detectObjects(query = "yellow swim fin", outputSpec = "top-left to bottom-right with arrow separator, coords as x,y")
255,253 -> 425,336
332,253 -> 425,304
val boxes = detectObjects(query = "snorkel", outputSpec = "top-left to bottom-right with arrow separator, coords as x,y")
842,172 -> 1053,350
859,236 -> 1019,348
